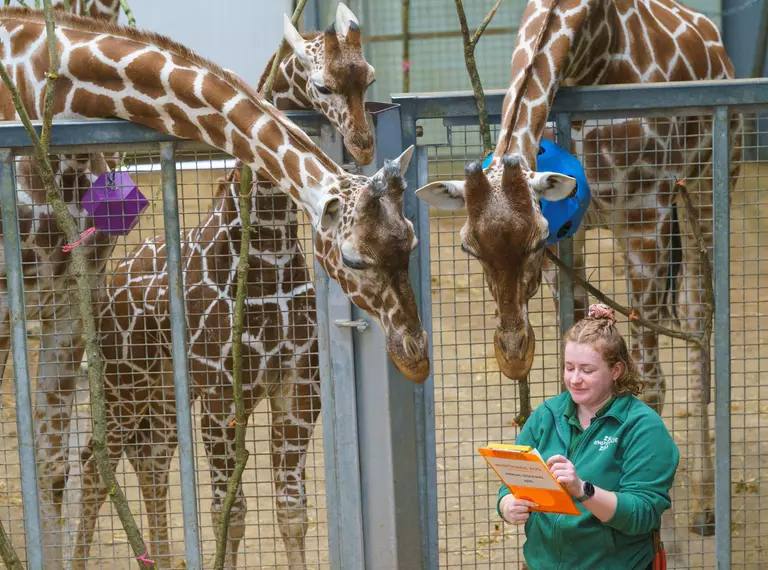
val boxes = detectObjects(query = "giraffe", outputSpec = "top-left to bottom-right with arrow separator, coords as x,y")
70,4 -> 380,568
415,0 -> 742,536
53,0 -> 122,23
0,5 -> 428,567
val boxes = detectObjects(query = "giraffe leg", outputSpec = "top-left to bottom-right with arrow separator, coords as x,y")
123,399 -> 179,568
70,402 -> 134,570
34,303 -> 84,569
542,228 -> 590,328
269,355 -> 321,569
622,243 -> 669,414
201,392 -> 248,570
675,191 -> 716,537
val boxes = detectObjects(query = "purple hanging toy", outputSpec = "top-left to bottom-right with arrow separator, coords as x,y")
81,171 -> 148,236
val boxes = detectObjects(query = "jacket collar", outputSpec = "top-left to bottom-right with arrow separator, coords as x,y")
547,392 -> 634,442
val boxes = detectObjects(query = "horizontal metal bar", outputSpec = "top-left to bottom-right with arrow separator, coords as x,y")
392,77 -> 768,119
0,110 -> 324,149
362,25 -> 518,43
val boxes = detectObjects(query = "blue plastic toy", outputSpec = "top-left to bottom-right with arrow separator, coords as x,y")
482,138 -> 590,246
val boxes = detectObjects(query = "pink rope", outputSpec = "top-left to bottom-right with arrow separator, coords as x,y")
135,550 -> 155,566
62,227 -> 96,253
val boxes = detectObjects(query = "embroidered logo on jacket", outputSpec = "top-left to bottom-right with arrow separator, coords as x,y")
593,436 -> 618,451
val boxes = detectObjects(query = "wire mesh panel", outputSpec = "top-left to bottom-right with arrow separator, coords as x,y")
415,100 -> 762,569
0,136 -> 333,569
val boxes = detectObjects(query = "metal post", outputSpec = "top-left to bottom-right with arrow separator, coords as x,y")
712,106 -> 732,570
0,150 -> 44,570
413,143 -> 438,570
554,113 -> 575,337
345,100 -> 436,570
158,142 -> 202,570
316,121 -> 365,568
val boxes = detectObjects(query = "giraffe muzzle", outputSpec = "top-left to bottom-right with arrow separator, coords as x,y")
387,329 -> 430,383
494,325 -> 536,381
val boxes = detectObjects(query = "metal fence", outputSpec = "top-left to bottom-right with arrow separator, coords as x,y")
0,107 -> 398,570
2,78 -> 768,570
393,78 -> 768,570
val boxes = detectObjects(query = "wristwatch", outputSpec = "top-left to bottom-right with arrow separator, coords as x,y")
576,481 -> 595,502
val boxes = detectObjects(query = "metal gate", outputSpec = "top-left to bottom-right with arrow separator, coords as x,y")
395,78 -> 768,570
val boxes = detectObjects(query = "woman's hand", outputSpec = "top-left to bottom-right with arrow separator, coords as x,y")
546,454 -> 584,497
499,495 -> 539,525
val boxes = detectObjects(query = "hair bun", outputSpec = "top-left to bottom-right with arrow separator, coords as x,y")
587,303 -> 616,325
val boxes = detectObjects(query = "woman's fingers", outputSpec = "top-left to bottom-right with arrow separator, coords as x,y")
513,499 -> 539,509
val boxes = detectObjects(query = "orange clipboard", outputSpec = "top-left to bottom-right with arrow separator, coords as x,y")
478,443 -> 581,516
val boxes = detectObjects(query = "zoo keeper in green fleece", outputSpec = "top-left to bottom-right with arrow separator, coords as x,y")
497,304 -> 680,570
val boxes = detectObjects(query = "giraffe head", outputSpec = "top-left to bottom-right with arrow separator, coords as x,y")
415,154 -> 576,380
312,145 -> 429,383
281,3 -> 376,165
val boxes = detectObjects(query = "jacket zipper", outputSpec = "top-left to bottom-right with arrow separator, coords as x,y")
556,414 -> 608,569
568,415 -> 608,463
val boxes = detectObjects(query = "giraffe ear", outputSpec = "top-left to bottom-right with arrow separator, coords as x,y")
415,181 -> 467,211
319,194 -> 343,231
335,2 -> 360,38
283,13 -> 313,71
530,172 -> 577,201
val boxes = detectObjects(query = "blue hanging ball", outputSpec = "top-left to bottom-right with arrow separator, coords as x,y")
481,139 -> 590,246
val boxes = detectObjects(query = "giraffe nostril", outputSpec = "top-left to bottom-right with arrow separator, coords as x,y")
517,334 -> 528,355
402,334 -> 421,360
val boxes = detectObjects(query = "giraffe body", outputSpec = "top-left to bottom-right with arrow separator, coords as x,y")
416,0 -> 741,536
74,170 -> 320,569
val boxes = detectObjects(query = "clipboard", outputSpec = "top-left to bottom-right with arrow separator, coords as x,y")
478,443 -> 581,516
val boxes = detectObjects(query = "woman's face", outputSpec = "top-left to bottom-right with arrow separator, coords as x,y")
563,341 -> 622,408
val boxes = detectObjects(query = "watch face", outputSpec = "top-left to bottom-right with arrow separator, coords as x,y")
584,481 -> 595,497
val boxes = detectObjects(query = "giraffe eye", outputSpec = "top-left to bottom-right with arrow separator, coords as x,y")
314,82 -> 332,95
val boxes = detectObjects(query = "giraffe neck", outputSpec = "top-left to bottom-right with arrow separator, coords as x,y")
55,0 -> 120,23
257,35 -> 319,112
495,0 -> 605,169
0,8 -> 347,226
495,0 -> 734,170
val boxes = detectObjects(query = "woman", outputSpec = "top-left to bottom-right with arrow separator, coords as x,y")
497,304 -> 679,570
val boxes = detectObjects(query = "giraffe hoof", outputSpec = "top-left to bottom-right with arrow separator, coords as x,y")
689,510 -> 715,536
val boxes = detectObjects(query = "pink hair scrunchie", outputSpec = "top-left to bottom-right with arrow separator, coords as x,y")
587,303 -> 617,325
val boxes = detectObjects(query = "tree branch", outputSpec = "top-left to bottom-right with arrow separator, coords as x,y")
471,0 -> 503,46
0,2 -> 154,567
0,519 -> 23,570
455,0 -> 502,155
261,0 -> 309,101
545,178 -> 714,360
213,164 -> 252,570
118,0 -> 135,27
402,0 -> 410,92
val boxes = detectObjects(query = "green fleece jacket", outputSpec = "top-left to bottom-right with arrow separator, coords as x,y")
497,392 -> 679,570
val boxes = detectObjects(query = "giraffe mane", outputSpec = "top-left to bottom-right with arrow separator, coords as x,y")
0,6 -> 343,175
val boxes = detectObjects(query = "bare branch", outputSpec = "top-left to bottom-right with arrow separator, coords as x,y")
545,178 -> 714,363
0,499 -> 23,570
213,164 -> 253,570
402,0 -> 410,92
262,0 -> 309,101
0,1 -> 154,566
455,0 -> 501,155
118,0 -> 135,27
471,0 -> 503,46
545,249 -> 705,349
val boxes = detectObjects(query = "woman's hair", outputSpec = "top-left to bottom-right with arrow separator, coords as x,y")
563,303 -> 643,396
